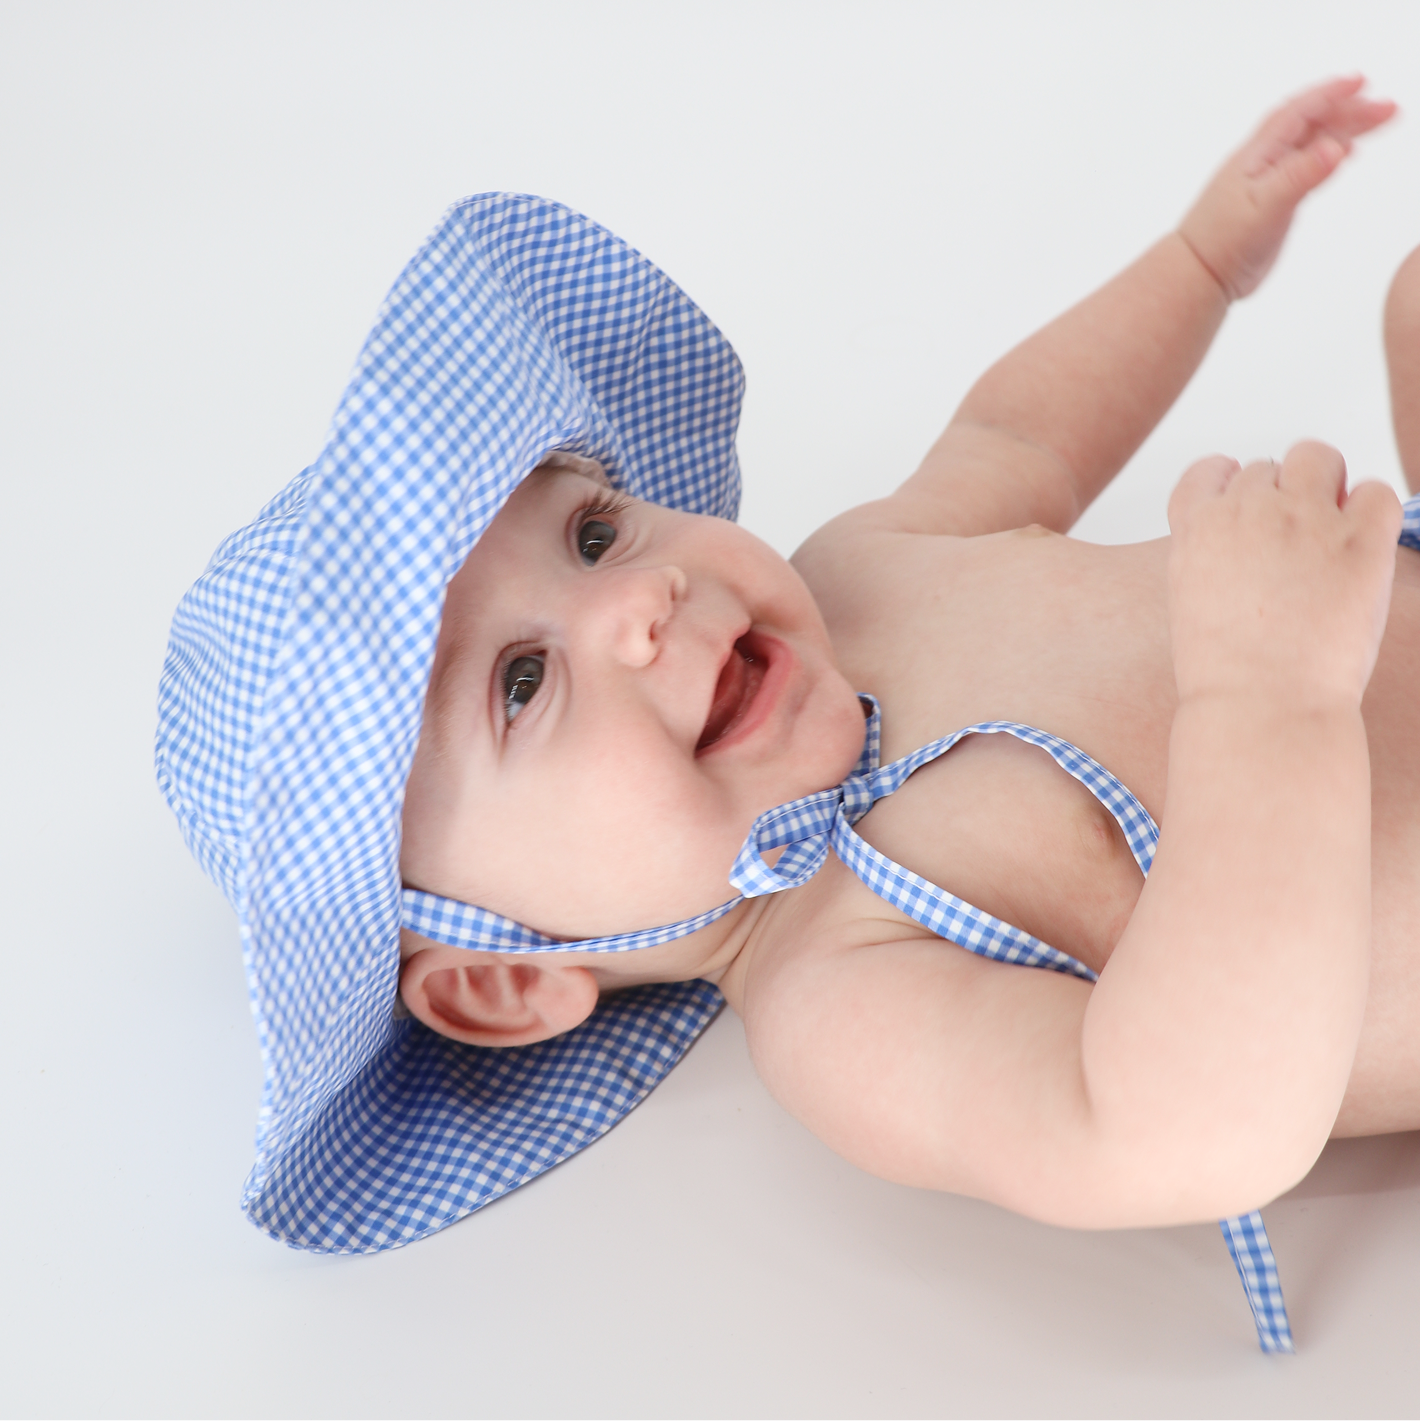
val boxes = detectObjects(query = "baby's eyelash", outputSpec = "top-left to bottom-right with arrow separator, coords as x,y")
578,490 -> 636,522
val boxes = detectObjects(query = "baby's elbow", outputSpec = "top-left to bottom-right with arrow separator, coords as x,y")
1049,1113 -> 1333,1231
1184,1129 -> 1329,1225
962,1075 -> 1333,1230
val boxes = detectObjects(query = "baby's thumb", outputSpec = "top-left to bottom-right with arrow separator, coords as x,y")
1267,135 -> 1349,207
1168,454 -> 1241,533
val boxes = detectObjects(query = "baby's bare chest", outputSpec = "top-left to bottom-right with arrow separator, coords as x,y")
809,526 -> 1178,787
802,526 -> 1176,971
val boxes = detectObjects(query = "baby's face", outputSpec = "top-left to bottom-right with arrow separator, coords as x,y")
400,466 -> 865,938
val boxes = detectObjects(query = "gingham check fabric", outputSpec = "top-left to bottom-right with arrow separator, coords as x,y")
157,194 -> 743,1252
1222,1211 -> 1294,1353
1401,495 -> 1420,553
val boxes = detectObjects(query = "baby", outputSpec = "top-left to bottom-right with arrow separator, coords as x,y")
156,73 -> 1414,1351
397,75 -> 1417,1239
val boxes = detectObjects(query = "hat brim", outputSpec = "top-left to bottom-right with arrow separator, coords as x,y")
159,194 -> 744,1250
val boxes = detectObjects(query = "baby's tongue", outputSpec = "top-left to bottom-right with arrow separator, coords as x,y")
698,642 -> 750,750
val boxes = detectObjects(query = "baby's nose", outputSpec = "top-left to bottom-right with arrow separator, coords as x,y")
594,564 -> 687,667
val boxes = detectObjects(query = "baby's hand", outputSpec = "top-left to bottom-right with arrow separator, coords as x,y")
1179,77 -> 1395,301
1167,443 -> 1401,711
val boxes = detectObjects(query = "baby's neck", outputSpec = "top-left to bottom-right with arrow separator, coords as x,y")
587,890 -> 779,998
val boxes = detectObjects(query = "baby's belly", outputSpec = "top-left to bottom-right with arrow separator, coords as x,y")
827,529 -> 1420,1137
1336,545 -> 1420,1134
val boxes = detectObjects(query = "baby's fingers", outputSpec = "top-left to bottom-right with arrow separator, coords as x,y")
1293,77 -> 1397,142
1277,440 -> 1347,506
1330,93 -> 1399,140
1255,76 -> 1393,152
1167,454 -> 1241,533
1342,477 -> 1404,550
1247,78 -> 1395,194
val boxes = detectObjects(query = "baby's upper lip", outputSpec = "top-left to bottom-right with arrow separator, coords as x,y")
697,624 -> 753,752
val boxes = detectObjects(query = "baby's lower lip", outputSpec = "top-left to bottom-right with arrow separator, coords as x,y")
696,631 -> 787,754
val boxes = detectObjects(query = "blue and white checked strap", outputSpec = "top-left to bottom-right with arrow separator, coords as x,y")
402,695 -> 1293,1352
1402,495 -> 1420,554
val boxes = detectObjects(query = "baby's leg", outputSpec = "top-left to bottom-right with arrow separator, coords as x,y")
1385,245 -> 1420,495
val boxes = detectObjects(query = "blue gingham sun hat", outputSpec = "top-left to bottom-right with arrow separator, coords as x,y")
156,194 -> 743,1251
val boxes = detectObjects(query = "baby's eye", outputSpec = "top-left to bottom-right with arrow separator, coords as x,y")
503,655 -> 544,721
577,518 -> 617,564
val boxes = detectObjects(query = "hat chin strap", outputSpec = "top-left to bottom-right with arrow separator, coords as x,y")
399,882 -> 745,956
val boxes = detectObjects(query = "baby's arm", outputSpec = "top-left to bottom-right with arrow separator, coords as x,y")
749,444 -> 1401,1226
873,79 -> 1394,539
1082,443 -> 1400,1210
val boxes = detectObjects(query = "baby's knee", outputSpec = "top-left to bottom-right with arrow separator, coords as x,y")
1385,246 -> 1420,344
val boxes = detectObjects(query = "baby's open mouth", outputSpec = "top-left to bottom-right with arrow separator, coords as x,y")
697,634 -> 766,752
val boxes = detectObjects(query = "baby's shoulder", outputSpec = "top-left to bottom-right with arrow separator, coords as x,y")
790,500 -> 1065,661
790,501 -> 977,629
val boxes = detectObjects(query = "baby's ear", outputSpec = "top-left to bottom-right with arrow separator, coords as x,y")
399,944 -> 599,1047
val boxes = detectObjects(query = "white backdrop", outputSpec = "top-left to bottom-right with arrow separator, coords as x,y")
5,2 -> 1420,1415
